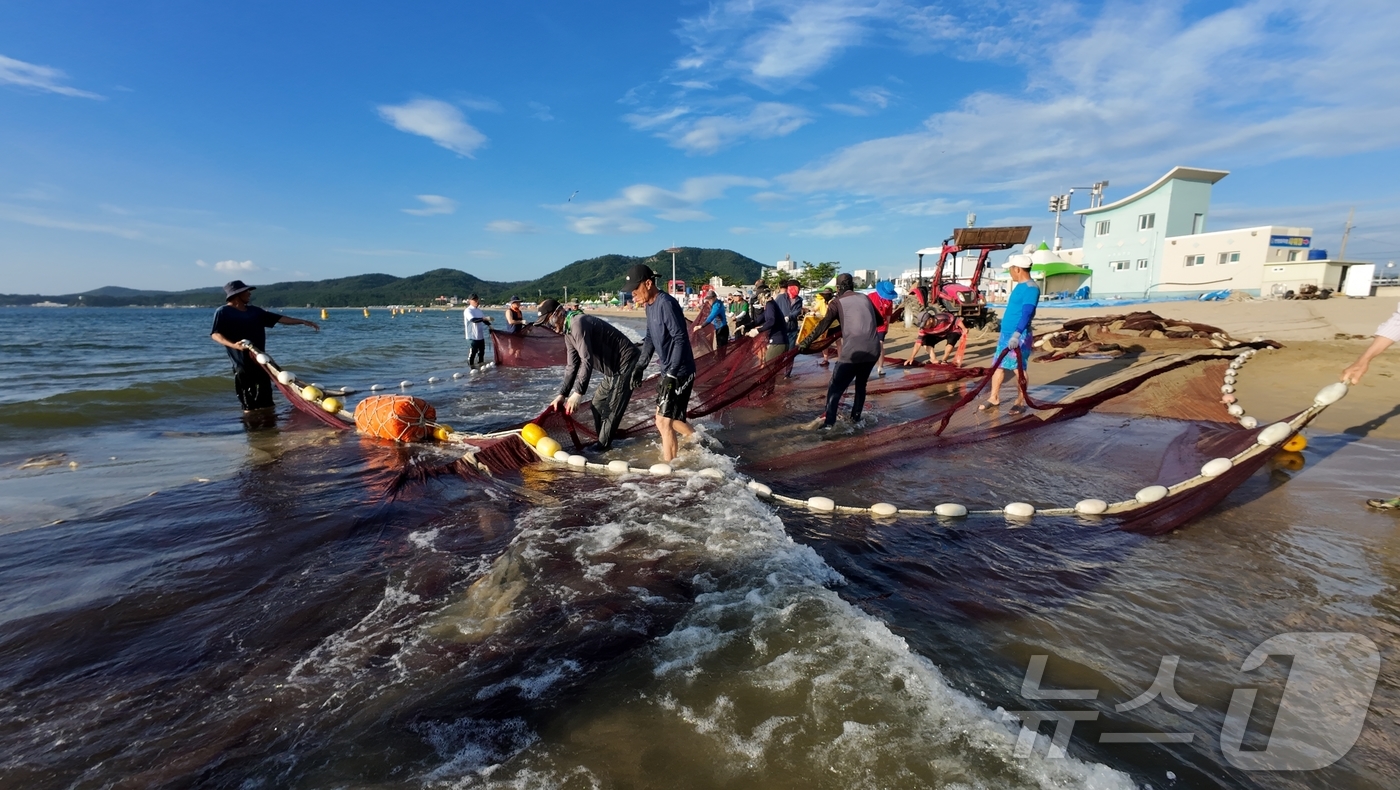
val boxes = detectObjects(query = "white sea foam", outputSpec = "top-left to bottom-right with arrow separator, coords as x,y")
430,460 -> 1133,789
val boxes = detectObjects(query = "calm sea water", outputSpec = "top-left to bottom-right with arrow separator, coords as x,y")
0,306 -> 1396,789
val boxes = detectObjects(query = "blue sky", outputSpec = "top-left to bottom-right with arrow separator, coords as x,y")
3,0 -> 1399,293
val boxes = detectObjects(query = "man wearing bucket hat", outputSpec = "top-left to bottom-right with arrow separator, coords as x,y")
209,280 -> 319,415
981,254 -> 1041,414
505,296 -> 526,333
544,300 -> 640,452
626,263 -> 697,462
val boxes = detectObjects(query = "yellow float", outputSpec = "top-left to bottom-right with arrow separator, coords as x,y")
433,425 -> 453,441
1282,434 -> 1307,452
321,397 -> 342,413
520,423 -> 547,447
535,437 -> 562,458
300,385 -> 323,401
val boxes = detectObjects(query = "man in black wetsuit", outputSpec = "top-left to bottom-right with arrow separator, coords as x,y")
799,273 -> 881,431
209,280 -> 319,415
543,301 -> 640,452
627,263 -> 697,462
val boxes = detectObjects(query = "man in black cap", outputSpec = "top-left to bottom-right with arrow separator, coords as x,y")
799,273 -> 881,431
209,280 -> 319,414
627,263 -> 697,462
539,299 -> 640,452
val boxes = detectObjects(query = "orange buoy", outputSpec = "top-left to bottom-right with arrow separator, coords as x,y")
354,395 -> 437,442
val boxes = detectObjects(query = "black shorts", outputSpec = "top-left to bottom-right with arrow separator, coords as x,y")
655,372 -> 695,421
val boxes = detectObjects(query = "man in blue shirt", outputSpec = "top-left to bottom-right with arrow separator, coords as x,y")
626,263 -> 697,462
691,290 -> 729,350
981,256 -> 1041,414
209,280 -> 319,414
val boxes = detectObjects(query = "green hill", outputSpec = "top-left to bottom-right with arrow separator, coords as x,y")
0,247 -> 764,307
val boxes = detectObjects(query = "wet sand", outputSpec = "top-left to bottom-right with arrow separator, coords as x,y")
586,288 -> 1400,440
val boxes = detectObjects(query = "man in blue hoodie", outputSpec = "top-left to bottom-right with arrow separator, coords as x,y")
626,263 -> 697,462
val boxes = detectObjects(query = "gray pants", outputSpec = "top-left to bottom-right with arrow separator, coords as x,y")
590,347 -> 639,449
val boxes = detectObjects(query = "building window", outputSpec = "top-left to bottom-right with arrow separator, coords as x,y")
1287,250 -> 1301,261
1096,220 -> 1111,236
1185,255 -> 1205,267
1217,251 -> 1240,265
1111,260 -> 1130,271
1138,213 -> 1155,230
1192,213 -> 1204,234
1136,258 -> 1149,269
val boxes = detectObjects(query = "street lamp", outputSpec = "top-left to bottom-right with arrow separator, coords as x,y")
915,247 -> 940,286
666,246 -> 682,297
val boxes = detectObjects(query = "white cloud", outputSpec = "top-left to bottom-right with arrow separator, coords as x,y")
568,215 -> 656,235
528,101 -> 554,121
467,249 -> 502,258
197,259 -> 263,272
560,174 -> 767,235
401,194 -> 457,216
828,85 -> 895,115
674,0 -> 891,91
0,54 -> 102,99
485,219 -> 542,234
783,1 -> 1400,199
376,98 -> 488,157
794,220 -> 873,237
625,101 -> 811,154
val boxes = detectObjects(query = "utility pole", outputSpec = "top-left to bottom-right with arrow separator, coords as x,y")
1048,193 -> 1071,250
1339,207 -> 1355,260
666,246 -> 682,297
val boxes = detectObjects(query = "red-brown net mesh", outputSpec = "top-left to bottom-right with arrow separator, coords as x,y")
738,346 -> 1288,535
490,327 -> 566,367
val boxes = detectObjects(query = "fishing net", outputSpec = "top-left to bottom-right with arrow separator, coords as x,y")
731,343 -> 1322,535
490,327 -> 566,368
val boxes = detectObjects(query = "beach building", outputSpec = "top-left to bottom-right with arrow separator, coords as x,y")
850,269 -> 879,287
1059,166 -> 1360,298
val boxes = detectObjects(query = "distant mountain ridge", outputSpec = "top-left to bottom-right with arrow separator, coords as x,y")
0,247 -> 764,307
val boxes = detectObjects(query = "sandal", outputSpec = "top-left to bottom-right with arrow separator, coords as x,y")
977,400 -> 1000,412
1367,497 -> 1400,510
1008,404 -> 1027,415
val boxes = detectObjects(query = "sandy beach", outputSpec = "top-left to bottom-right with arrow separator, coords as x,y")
587,288 -> 1400,441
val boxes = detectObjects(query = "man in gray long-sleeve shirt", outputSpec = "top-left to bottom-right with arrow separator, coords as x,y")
543,300 -> 641,451
800,273 -> 881,430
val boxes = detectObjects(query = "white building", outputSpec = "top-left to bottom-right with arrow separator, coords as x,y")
1060,166 -> 1360,298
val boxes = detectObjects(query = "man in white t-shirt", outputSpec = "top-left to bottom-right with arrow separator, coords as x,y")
462,294 -> 492,368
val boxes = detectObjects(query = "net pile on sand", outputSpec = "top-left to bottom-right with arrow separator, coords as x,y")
1033,311 -> 1279,361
